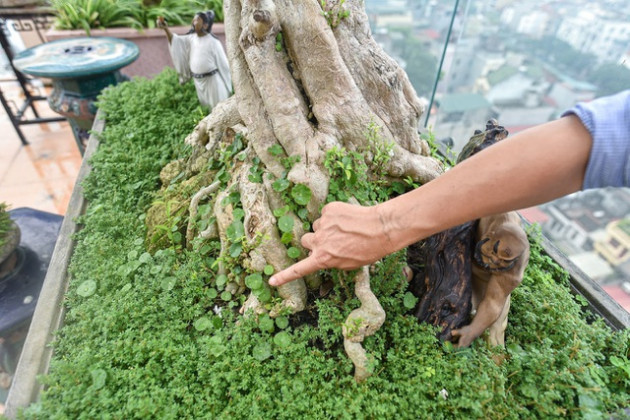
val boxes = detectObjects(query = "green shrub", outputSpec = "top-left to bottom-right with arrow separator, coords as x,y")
17,70 -> 630,419
0,202 -> 12,249
50,0 -> 224,34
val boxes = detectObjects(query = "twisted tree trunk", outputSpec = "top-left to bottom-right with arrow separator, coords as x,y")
152,0 -> 443,381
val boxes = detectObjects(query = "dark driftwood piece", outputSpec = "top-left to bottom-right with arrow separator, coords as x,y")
408,119 -> 509,341
408,221 -> 476,341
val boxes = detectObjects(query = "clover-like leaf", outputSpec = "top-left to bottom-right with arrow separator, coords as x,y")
232,208 -> 245,221
253,342 -> 272,361
161,276 -> 177,291
90,369 -> 107,390
229,242 -> 242,258
77,280 -> 97,297
138,252 -> 152,264
274,331 -> 292,348
258,315 -> 275,333
277,215 -> 294,233
216,274 -> 228,287
272,178 -> 291,192
194,316 -> 213,331
275,316 -> 289,329
245,273 -> 263,290
287,247 -> 300,259
291,184 -> 312,206
226,220 -> 245,241
264,265 -> 274,276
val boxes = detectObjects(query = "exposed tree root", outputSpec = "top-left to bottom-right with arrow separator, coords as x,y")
186,181 -> 221,244
342,266 -> 385,382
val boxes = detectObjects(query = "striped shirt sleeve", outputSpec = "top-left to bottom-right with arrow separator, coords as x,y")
561,90 -> 630,189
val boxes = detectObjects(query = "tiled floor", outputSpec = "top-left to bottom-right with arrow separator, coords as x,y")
0,80 -> 81,216
0,80 -> 79,414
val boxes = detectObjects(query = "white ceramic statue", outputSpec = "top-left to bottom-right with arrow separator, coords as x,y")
158,11 -> 232,109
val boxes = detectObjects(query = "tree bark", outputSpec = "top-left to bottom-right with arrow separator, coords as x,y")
150,0 -> 443,381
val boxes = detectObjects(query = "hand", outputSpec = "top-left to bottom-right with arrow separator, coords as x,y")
450,325 -> 477,348
156,16 -> 168,29
268,201 -> 395,287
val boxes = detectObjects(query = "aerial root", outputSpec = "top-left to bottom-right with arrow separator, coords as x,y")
342,266 -> 386,382
186,181 -> 221,244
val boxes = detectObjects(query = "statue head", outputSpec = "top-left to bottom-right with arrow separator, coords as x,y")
189,10 -> 215,35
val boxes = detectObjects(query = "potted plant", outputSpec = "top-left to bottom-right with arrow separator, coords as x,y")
0,203 -> 20,290
44,0 -> 225,79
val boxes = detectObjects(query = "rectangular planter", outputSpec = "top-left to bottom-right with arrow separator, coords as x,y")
45,24 -> 226,79
4,113 -> 629,417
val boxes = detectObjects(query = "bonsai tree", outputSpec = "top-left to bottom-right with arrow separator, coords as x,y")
147,0 -> 443,381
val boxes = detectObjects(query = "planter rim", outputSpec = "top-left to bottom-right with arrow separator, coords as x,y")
46,23 -> 224,40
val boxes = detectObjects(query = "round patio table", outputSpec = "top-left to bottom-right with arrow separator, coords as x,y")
12,37 -> 139,154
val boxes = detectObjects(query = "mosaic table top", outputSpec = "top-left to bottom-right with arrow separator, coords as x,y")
13,36 -> 139,78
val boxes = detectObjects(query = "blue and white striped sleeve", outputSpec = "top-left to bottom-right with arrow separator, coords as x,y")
561,90 -> 630,189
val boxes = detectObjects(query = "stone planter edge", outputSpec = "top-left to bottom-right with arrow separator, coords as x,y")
4,110 -> 103,419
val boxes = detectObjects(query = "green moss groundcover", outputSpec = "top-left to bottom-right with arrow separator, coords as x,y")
18,70 -> 630,419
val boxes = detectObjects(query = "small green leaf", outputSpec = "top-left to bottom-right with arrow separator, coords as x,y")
90,369 -> 107,390
194,317 -> 213,331
287,247 -> 300,259
258,315 -> 275,333
229,242 -> 242,258
77,280 -> 97,297
138,252 -> 152,264
212,316 -> 223,329
233,208 -> 245,221
221,291 -> 233,301
253,342 -> 272,361
297,208 -> 308,220
216,274 -> 228,287
273,206 -> 289,218
280,232 -> 293,245
275,316 -> 289,329
172,231 -> 182,244
403,292 -> 418,309
274,331 -> 292,348
272,178 -> 290,192
291,184 -> 312,206
207,288 -> 218,299
256,288 -> 272,303
277,215 -> 294,233
228,191 -> 241,204
245,273 -> 263,290
264,265 -> 274,275
268,144 -> 284,156
227,220 -> 245,241
161,276 -> 177,291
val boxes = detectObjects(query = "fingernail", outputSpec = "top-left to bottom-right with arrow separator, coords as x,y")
268,277 -> 277,286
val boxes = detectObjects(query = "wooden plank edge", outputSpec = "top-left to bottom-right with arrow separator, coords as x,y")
4,111 -> 104,419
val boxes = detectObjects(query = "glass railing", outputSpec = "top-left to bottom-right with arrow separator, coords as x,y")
365,0 -> 630,315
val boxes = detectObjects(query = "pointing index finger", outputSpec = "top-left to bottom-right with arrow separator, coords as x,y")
268,255 -> 323,287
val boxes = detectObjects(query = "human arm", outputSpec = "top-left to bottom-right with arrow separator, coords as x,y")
269,114 -> 593,286
156,17 -> 173,44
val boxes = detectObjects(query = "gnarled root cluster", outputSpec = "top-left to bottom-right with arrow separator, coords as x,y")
151,0 -> 444,382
